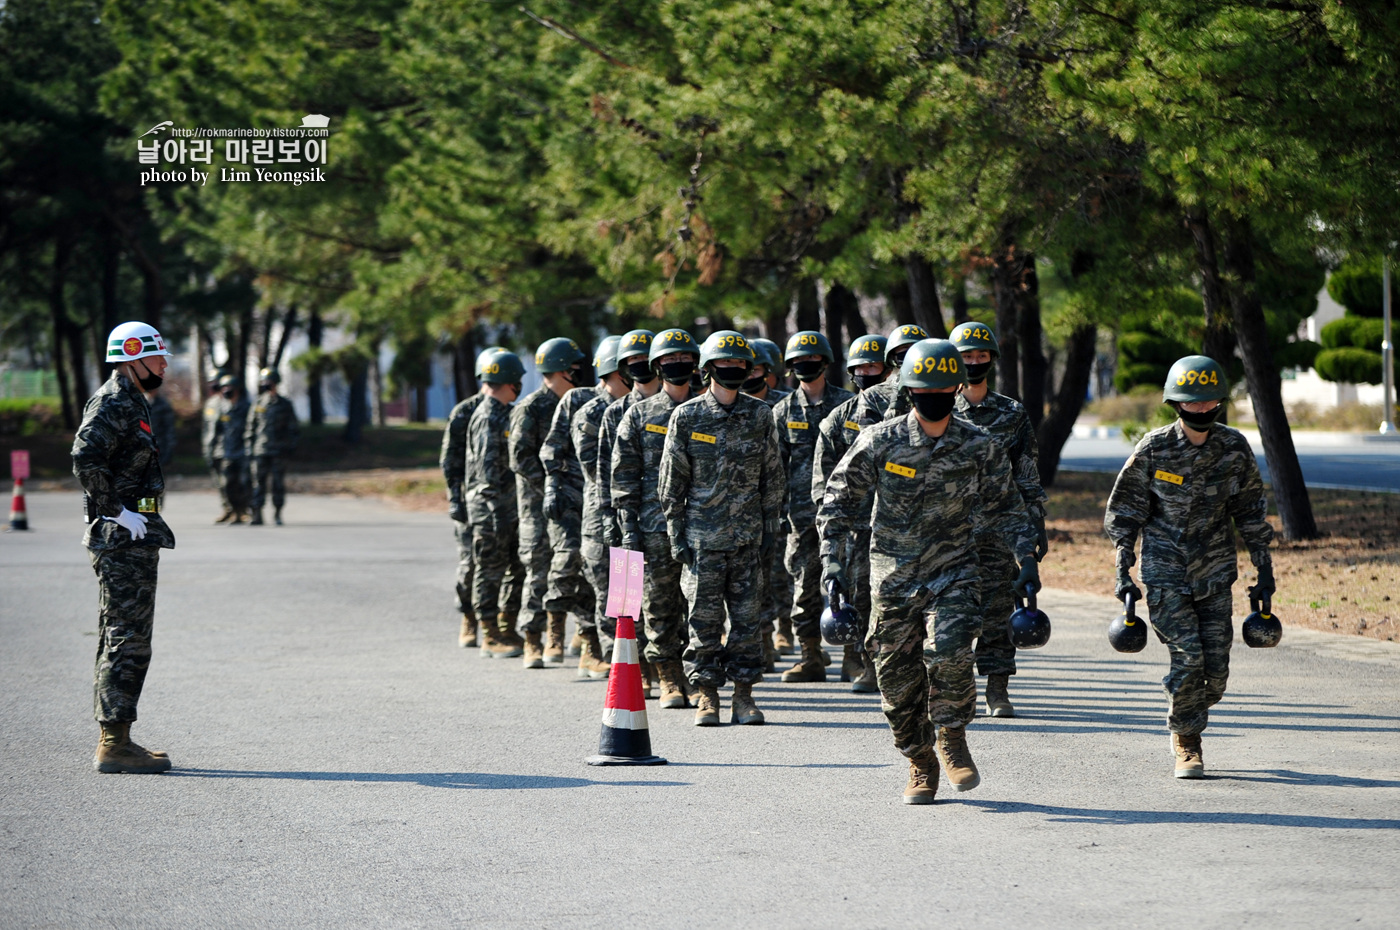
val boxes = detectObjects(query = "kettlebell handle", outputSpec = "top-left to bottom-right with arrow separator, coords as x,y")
1249,592 -> 1273,616
1015,585 -> 1038,612
1123,591 -> 1137,619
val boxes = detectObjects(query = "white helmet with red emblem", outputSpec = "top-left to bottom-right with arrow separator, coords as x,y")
106,321 -> 171,363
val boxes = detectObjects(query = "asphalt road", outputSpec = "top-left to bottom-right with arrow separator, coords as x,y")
4,491 -> 1399,929
1060,433 -> 1400,492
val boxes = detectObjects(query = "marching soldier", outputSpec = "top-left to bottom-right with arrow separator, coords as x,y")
72,321 -> 177,774
811,333 -> 889,692
510,337 -> 588,669
746,336 -> 795,664
850,323 -> 930,427
773,331 -> 853,683
949,322 -> 1049,717
202,371 -> 231,522
245,367 -> 300,526
573,336 -> 629,678
818,339 -> 1038,803
611,328 -> 701,708
1104,355 -> 1274,779
658,331 -> 785,727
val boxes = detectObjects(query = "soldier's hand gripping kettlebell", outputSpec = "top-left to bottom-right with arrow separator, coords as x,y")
1108,591 -> 1148,653
1242,593 -> 1283,648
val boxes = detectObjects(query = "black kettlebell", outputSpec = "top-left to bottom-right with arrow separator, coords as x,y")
1009,587 -> 1051,649
1242,593 -> 1282,648
821,581 -> 862,646
1108,592 -> 1148,653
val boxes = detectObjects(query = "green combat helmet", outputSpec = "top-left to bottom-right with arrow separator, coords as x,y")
258,367 -> 280,386
1163,355 -> 1228,403
949,321 -> 1000,359
480,350 -> 526,385
535,337 -> 586,374
885,323 -> 930,366
649,328 -> 700,364
847,334 -> 888,368
593,335 -> 622,377
899,338 -> 968,390
750,337 -> 782,373
699,330 -> 756,389
475,346 -> 506,378
617,329 -> 656,385
783,330 -> 835,364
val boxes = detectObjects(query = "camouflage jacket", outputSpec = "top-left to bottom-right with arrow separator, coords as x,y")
508,385 -> 560,504
464,395 -> 517,530
574,390 -> 618,540
440,393 -> 487,508
207,394 -> 249,461
1104,422 -> 1273,597
850,377 -> 901,428
148,393 -> 176,467
245,392 -> 300,457
810,393 -> 865,507
755,386 -> 790,409
72,371 -> 175,551
612,387 -> 696,538
201,394 -> 224,462
817,414 -> 1034,600
541,384 -> 605,492
773,382 -> 853,528
658,391 -> 785,551
955,390 -> 1046,558
595,388 -> 648,539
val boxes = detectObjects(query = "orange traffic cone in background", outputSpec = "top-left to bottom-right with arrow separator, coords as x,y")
8,479 -> 28,531
585,615 -> 666,766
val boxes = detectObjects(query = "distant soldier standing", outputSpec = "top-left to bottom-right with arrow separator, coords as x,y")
148,388 -> 177,468
207,374 -> 251,524
746,336 -> 794,665
1104,356 -> 1274,779
773,331 -> 853,683
818,340 -> 1039,803
72,322 -> 177,774
510,337 -> 588,669
949,322 -> 1049,717
811,333 -> 889,692
202,372 -> 231,522
659,331 -> 785,727
611,328 -> 701,708
245,367 -> 300,526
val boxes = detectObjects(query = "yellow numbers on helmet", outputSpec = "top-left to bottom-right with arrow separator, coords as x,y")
534,351 -> 545,364
900,326 -> 926,339
718,334 -> 748,349
959,325 -> 992,342
911,355 -> 960,375
664,331 -> 688,344
1176,368 -> 1220,387
483,362 -> 500,374
626,334 -> 650,347
788,333 -> 819,349
856,339 -> 881,354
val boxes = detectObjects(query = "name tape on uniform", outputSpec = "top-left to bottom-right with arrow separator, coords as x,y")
1154,469 -> 1184,485
645,424 -> 668,435
692,431 -> 716,444
885,462 -> 916,478
843,420 -> 860,432
786,421 -> 809,430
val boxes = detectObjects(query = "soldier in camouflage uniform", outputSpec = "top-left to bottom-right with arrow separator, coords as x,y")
818,339 -> 1039,803
773,331 -> 853,683
466,350 -> 530,659
1105,355 -> 1274,779
202,373 -> 231,522
612,328 -> 701,708
541,343 -> 609,666
573,336 -> 629,678
811,333 -> 889,692
72,322 -> 177,774
849,324 -> 930,429
510,337 -> 588,669
245,367 -> 301,526
148,389 -> 176,468
206,374 -> 251,524
746,336 -> 795,664
659,330 -> 785,727
949,323 -> 1049,718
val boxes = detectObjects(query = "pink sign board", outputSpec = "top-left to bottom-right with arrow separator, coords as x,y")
10,450 -> 29,481
606,547 -> 628,617
623,549 -> 645,620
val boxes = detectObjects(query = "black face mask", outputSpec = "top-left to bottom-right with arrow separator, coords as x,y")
133,363 -> 163,391
912,392 -> 957,423
852,372 -> 885,392
709,366 -> 750,390
964,361 -> 993,384
1177,405 -> 1222,431
888,349 -> 909,370
563,366 -> 592,388
626,359 -> 656,385
792,360 -> 826,382
743,374 -> 767,394
660,360 -> 696,385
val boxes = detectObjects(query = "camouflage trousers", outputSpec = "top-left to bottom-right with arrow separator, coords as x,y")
682,545 -> 764,687
974,552 -> 1018,677
579,535 -> 617,645
89,546 -> 160,723
1146,587 -> 1233,736
848,528 -> 872,637
785,523 -> 825,641
763,527 -> 794,625
545,509 -> 595,619
250,455 -> 287,511
870,570 -> 982,758
472,524 -> 525,630
453,520 -> 476,615
213,458 -> 249,514
515,500 -> 553,635
641,531 -> 688,664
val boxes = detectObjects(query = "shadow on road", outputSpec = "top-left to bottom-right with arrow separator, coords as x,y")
668,762 -> 890,769
952,799 -> 1400,829
168,769 -> 689,789
1212,769 -> 1400,789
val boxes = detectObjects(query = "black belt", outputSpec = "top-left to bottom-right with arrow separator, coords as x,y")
120,497 -> 160,514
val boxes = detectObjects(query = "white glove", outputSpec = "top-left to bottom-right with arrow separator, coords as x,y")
104,507 -> 149,541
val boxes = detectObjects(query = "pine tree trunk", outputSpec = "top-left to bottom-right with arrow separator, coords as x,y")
990,254 -> 1022,401
1037,323 -> 1098,487
1184,207 -> 1236,425
795,278 -> 821,333
763,299 -> 789,351
1219,215 -> 1318,540
825,283 -> 859,373
1017,257 -> 1046,431
904,254 -> 948,337
49,236 -> 76,430
307,310 -> 325,426
886,275 -> 915,326
452,329 -> 477,404
950,277 -> 971,325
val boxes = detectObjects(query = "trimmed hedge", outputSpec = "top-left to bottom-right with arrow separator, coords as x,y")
1320,317 -> 1386,352
1313,347 -> 1397,385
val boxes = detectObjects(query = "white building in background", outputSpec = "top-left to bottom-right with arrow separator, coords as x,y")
1280,281 -> 1388,410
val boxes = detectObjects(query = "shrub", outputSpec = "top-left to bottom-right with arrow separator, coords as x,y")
1314,347 -> 1385,384
0,398 -> 64,436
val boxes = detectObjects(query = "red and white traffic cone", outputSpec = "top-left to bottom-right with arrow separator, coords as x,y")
585,615 -> 666,766
8,479 -> 28,531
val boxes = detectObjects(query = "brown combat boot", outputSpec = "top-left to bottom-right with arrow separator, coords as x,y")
903,749 -> 939,805
693,683 -> 721,727
522,630 -> 545,669
1172,733 -> 1205,779
94,722 -> 171,774
568,631 -> 584,657
497,612 -> 525,649
214,507 -> 234,524
656,660 -> 689,709
775,618 -> 796,655
640,660 -> 657,700
935,726 -> 980,792
984,673 -> 1015,718
273,506 -> 283,525
577,629 -> 611,680
249,508 -> 264,526
762,637 -> 777,673
544,612 -> 567,665
840,644 -> 862,683
852,651 -> 878,694
458,611 -> 479,648
781,637 -> 827,683
731,682 -> 765,725
485,613 -> 523,659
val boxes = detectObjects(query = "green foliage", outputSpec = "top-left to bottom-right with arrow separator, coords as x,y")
1320,318 -> 1385,352
1326,258 -> 1388,319
1314,347 -> 1394,386
1276,340 -> 1321,371
0,398 -> 64,435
